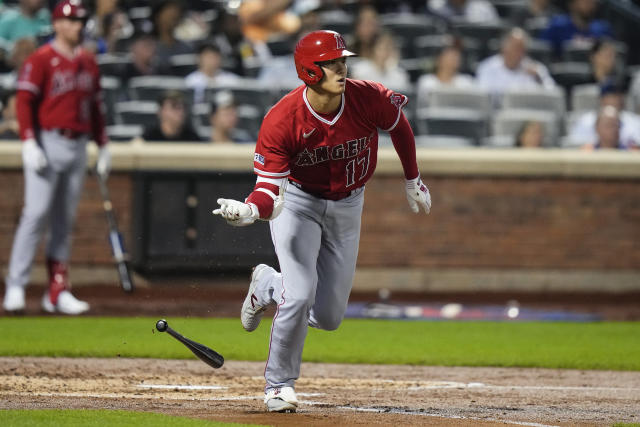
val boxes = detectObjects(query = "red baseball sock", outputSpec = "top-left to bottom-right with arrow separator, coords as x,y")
47,259 -> 69,305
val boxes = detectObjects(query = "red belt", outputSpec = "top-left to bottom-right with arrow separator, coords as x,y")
56,128 -> 86,139
289,181 -> 355,201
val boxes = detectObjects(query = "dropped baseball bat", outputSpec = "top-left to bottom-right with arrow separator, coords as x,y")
96,172 -> 134,293
155,319 -> 224,369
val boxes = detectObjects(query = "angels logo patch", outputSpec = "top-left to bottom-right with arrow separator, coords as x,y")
390,94 -> 406,109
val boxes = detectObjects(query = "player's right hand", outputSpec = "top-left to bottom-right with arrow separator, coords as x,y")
213,198 -> 259,227
22,138 -> 48,172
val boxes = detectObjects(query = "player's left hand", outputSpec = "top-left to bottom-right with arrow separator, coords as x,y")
405,176 -> 431,214
213,198 -> 259,226
96,146 -> 111,178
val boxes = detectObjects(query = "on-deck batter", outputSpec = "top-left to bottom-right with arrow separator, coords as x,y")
2,0 -> 111,315
213,30 -> 431,412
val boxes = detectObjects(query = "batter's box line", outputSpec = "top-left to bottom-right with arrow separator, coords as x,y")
407,383 -> 640,392
2,391 -> 324,402
137,384 -> 228,390
335,404 -> 559,427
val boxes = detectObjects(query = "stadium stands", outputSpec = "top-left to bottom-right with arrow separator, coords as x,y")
114,101 -> 158,128
1,0 -> 637,147
416,107 -> 488,144
492,109 -> 558,146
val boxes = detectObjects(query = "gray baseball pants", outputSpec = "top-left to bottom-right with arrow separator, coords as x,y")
251,183 -> 365,391
5,130 -> 88,289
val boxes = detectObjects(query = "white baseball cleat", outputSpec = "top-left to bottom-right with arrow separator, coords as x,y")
41,290 -> 90,315
264,386 -> 298,413
3,286 -> 26,312
241,264 -> 273,332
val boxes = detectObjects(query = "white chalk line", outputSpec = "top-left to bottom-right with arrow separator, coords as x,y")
137,384 -> 228,390
406,382 -> 640,392
1,390 -> 322,402
332,405 -> 559,427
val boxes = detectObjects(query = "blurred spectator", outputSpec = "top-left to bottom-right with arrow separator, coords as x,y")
588,39 -> 621,87
185,43 -> 241,104
257,53 -> 300,89
540,0 -> 612,56
151,0 -> 194,64
0,90 -> 18,139
297,2 -> 322,34
509,0 -> 558,28
626,70 -> 640,114
428,0 -> 499,24
350,32 -> 410,91
238,0 -> 300,43
476,28 -> 555,106
84,0 -> 133,54
256,12 -> 322,89
515,120 -> 544,147
569,83 -> 640,148
209,91 -> 253,144
122,32 -> 163,83
173,7 -> 209,42
211,10 -> 266,77
0,0 -> 50,50
347,5 -> 381,60
211,9 -> 273,78
582,105 -> 623,150
416,40 -> 474,107
143,90 -> 201,142
0,37 -> 36,88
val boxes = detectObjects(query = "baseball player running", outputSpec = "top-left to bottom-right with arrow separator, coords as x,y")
2,0 -> 110,315
213,30 -> 430,412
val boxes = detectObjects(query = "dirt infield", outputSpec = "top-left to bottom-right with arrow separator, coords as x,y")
1,357 -> 639,426
3,283 -> 640,425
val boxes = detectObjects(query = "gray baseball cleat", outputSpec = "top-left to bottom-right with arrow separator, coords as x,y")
264,386 -> 298,412
241,264 -> 272,332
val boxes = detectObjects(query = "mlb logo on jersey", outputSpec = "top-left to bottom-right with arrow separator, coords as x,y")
254,153 -> 265,165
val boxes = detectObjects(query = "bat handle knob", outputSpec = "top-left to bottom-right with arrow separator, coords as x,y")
156,319 -> 168,332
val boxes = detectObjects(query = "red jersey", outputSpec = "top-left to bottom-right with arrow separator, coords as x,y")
253,79 -> 408,199
16,43 -> 107,145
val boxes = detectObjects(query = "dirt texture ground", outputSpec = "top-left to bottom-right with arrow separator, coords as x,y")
1,357 -> 639,426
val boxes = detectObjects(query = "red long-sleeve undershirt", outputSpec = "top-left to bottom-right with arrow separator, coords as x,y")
16,90 -> 38,141
389,112 -> 419,181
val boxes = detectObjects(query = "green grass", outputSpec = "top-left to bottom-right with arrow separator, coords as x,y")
0,409 -> 263,427
0,317 -> 639,370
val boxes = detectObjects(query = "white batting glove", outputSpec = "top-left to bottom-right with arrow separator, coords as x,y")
213,198 -> 259,227
22,138 -> 47,172
405,176 -> 431,214
96,146 -> 111,178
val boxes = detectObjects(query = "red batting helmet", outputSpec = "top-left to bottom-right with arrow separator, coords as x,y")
52,0 -> 88,20
294,30 -> 356,85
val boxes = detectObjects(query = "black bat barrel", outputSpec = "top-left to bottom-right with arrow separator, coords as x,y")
156,319 -> 224,369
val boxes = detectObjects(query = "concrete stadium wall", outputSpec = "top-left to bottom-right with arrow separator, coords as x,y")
1,141 -> 639,292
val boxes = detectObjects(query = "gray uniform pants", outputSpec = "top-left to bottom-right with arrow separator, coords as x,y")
5,131 -> 88,289
253,183 -> 365,391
